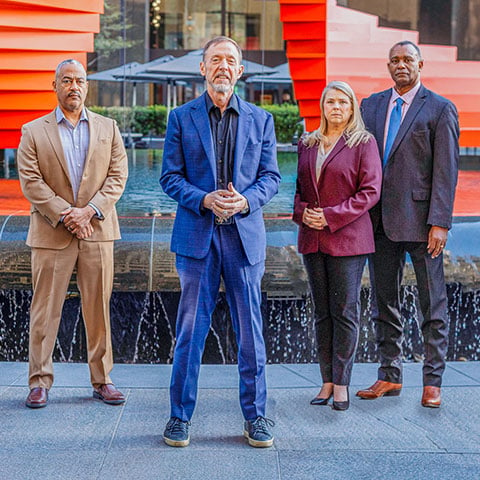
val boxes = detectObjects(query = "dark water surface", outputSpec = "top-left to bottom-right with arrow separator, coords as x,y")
117,149 -> 296,216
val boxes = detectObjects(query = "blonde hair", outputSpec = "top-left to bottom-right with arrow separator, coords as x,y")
303,80 -> 372,148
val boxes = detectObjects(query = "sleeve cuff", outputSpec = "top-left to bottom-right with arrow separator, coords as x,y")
88,202 -> 104,220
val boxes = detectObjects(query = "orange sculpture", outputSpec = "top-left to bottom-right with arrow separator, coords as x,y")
0,0 -> 102,148
279,0 -> 480,146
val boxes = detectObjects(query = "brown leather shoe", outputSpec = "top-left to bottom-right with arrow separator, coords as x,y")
25,387 -> 48,408
356,380 -> 402,399
421,386 -> 441,408
93,384 -> 125,405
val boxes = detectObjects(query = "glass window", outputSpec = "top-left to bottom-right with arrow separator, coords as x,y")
150,0 -> 283,53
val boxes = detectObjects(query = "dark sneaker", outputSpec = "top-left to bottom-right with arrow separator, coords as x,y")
243,417 -> 275,448
163,417 -> 191,447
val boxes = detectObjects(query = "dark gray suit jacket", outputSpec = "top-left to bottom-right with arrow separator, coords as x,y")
361,84 -> 459,242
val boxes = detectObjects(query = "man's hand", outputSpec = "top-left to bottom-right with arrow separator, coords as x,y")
203,183 -> 248,221
75,223 -> 94,239
62,206 -> 96,237
427,225 -> 448,258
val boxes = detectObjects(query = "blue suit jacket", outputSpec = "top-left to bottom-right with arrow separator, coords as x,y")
361,84 -> 459,242
160,93 -> 280,265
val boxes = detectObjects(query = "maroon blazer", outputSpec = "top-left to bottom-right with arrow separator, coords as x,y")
293,135 -> 382,256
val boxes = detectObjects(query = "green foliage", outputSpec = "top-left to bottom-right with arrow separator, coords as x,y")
89,103 -> 301,142
90,0 -> 139,68
131,105 -> 168,135
261,104 -> 303,143
89,105 -> 168,135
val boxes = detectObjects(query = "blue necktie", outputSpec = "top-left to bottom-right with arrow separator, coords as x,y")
383,97 -> 404,165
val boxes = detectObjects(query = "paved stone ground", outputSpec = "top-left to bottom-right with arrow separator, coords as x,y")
1,361 -> 479,480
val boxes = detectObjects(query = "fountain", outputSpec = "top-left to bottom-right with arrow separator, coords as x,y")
1,149 -> 479,363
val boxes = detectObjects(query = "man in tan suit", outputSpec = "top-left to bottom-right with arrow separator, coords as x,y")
17,59 -> 128,408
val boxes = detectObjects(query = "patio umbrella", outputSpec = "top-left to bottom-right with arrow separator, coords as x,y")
245,62 -> 291,84
88,56 -> 175,106
146,49 -> 276,78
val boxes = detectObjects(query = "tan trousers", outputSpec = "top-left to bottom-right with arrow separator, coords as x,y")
29,239 -> 114,389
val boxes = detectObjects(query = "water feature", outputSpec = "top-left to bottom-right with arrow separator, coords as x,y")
0,149 -> 479,364
116,148 -> 297,217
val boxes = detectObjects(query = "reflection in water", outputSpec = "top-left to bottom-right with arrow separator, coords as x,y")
117,149 -> 297,216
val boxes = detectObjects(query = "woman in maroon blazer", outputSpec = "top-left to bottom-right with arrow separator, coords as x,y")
293,81 -> 382,410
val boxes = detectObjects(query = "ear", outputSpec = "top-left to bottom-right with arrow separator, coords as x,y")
52,80 -> 57,92
237,64 -> 245,78
418,59 -> 424,71
199,61 -> 206,77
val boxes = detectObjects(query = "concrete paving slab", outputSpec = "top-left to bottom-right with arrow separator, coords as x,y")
110,389 -> 172,450
270,388 -> 435,452
198,364 -> 240,389
113,363 -> 172,389
278,451 -> 480,480
0,451 -> 105,480
267,364 -> 317,388
102,449 -> 280,480
448,361 -> 480,383
0,361 -> 27,386
400,361 -> 480,387
0,362 -> 478,480
354,387 -> 480,454
0,387 -> 127,452
281,362 -> 380,387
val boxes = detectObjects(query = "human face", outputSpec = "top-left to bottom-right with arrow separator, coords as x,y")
53,63 -> 88,113
323,88 -> 353,131
388,44 -> 423,94
200,41 -> 244,96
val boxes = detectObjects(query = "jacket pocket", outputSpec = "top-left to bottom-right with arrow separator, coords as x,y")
412,189 -> 430,201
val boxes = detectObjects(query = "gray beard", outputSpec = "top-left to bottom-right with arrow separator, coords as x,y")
208,81 -> 233,94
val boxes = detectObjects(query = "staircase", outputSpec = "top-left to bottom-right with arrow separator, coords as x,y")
279,0 -> 480,146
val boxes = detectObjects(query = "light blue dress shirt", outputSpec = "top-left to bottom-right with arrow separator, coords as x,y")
55,107 -> 101,217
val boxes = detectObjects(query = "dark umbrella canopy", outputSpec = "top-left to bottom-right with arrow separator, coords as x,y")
246,63 -> 291,84
146,49 -> 276,78
87,62 -> 144,82
87,56 -> 175,82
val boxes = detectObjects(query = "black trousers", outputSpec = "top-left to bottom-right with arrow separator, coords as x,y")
304,251 -> 367,386
370,231 -> 449,387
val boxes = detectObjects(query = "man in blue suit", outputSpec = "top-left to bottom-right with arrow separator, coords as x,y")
160,36 -> 280,447
357,41 -> 459,408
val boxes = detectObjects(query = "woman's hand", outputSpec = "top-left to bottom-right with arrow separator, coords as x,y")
303,207 -> 328,230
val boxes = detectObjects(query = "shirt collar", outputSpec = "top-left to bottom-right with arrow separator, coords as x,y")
205,93 -> 240,115
390,81 -> 421,105
55,106 -> 89,125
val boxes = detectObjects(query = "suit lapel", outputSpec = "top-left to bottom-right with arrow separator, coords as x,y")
84,109 -> 98,176
233,98 -> 252,182
321,136 -> 347,175
308,144 -> 318,188
43,111 -> 70,181
191,94 -> 216,178
375,91 -> 390,158
388,85 -> 427,159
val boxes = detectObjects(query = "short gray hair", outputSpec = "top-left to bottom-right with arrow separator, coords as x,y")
202,36 -> 242,63
55,59 -> 86,78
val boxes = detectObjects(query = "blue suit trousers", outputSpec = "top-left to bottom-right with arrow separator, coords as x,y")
169,224 -> 267,421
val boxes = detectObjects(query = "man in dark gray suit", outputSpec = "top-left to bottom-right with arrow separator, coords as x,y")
357,41 -> 459,408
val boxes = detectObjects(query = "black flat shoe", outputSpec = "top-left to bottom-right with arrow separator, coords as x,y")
332,387 -> 349,411
310,393 -> 332,406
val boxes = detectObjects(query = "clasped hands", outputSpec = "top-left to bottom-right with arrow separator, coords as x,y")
61,205 -> 96,239
203,182 -> 248,222
303,207 -> 328,230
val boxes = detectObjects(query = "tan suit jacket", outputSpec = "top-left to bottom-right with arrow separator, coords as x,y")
17,109 -> 128,248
